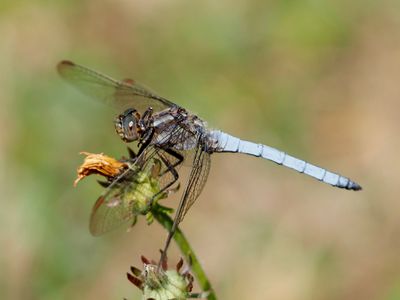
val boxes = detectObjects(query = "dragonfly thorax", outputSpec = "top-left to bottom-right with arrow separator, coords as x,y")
114,108 -> 142,142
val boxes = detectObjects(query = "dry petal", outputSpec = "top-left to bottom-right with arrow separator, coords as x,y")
74,152 -> 128,186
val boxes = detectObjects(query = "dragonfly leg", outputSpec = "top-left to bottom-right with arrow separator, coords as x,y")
137,128 -> 155,155
146,150 -> 181,208
158,148 -> 184,177
118,147 -> 138,164
127,146 -> 137,159
138,107 -> 153,135
141,107 -> 153,122
165,182 -> 180,196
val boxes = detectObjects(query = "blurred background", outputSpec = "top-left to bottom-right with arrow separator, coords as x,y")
1,0 -> 399,299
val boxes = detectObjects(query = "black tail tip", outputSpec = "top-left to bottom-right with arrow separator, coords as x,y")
348,181 -> 362,191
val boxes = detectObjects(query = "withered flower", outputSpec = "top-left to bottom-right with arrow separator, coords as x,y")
74,152 -> 128,186
127,255 -> 202,300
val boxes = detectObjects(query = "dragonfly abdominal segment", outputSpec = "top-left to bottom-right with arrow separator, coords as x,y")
210,130 -> 361,190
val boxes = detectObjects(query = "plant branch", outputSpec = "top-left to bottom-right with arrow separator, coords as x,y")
153,206 -> 217,300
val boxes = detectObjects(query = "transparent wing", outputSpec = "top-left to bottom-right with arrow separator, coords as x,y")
89,165 -> 138,236
160,139 -> 211,261
146,122 -> 210,222
89,191 -> 135,236
176,141 -> 211,224
57,60 -> 176,113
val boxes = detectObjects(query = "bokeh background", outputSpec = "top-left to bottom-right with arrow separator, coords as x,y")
1,1 -> 399,299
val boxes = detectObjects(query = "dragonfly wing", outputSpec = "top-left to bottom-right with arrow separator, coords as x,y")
148,122 -> 211,223
90,192 -> 134,236
176,141 -> 211,224
57,60 -> 175,113
159,139 -> 211,262
89,168 -> 136,236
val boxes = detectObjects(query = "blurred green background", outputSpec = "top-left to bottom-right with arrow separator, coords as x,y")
1,0 -> 399,299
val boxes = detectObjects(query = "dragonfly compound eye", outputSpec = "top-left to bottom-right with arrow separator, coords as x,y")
114,109 -> 140,142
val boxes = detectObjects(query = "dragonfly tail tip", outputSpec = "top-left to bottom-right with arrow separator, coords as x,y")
349,181 -> 362,191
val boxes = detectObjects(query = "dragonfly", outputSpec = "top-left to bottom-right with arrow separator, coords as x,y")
58,60 -> 362,258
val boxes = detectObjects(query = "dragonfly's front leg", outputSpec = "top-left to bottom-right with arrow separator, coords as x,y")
142,106 -> 153,119
137,128 -> 155,155
139,107 -> 153,129
146,148 -> 184,208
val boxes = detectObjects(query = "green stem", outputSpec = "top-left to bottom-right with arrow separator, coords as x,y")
153,207 -> 217,300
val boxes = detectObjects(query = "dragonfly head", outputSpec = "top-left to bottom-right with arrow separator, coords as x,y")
114,108 -> 141,142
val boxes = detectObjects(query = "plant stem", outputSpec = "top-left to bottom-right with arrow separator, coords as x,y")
153,207 -> 217,300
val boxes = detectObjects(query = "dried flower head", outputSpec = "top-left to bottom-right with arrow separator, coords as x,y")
74,152 -> 128,186
127,255 -> 196,300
